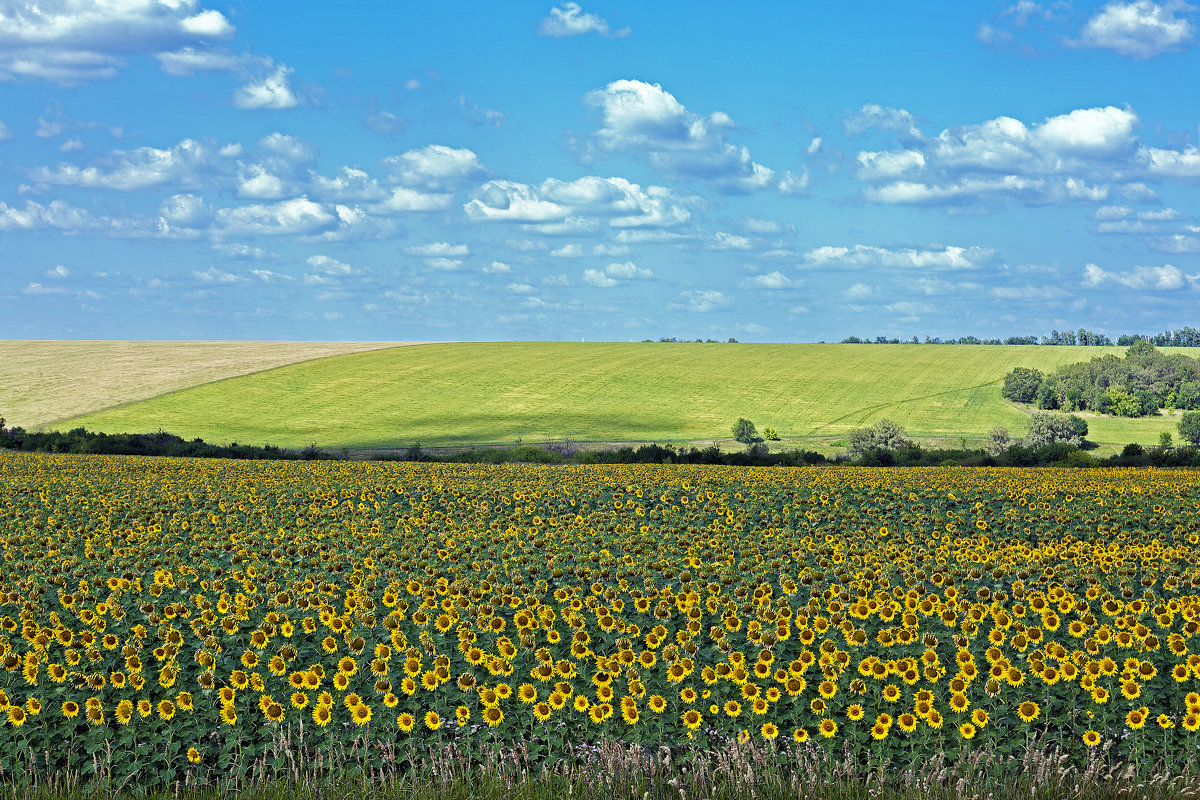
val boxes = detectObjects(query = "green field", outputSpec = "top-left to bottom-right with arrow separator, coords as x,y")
38,341 -> 1196,452
0,340 -> 426,429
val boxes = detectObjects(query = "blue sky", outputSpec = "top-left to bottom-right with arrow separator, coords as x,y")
2,0 -> 1200,341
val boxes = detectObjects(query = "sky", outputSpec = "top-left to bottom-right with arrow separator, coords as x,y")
2,1 -> 1200,342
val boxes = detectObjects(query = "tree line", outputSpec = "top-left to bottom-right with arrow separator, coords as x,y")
841,326 -> 1200,346
1002,340 -> 1200,416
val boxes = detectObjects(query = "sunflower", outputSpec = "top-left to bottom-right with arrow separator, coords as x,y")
1082,730 -> 1101,747
818,719 -> 837,738
681,709 -> 703,730
220,705 -> 238,726
897,713 -> 917,732
793,727 -> 809,743
397,711 -> 414,731
312,704 -> 331,727
971,708 -> 989,728
187,747 -> 201,764
424,710 -> 442,730
484,706 -> 504,727
761,722 -> 779,740
534,702 -> 552,722
456,705 -> 470,725
959,722 -> 976,739
1017,701 -> 1040,723
1126,708 -> 1146,730
61,700 -> 80,718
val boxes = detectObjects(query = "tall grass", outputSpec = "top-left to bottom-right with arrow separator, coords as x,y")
4,732 -> 1200,800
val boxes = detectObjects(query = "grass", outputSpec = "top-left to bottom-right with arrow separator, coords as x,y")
41,342 -> 1199,451
0,340 -> 430,429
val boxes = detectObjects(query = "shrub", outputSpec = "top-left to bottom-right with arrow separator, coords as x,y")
846,419 -> 908,458
1024,412 -> 1082,449
763,427 -> 779,441
986,426 -> 1011,456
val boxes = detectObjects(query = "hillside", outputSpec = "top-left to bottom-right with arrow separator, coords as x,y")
41,342 -> 1197,451
0,340 -> 429,428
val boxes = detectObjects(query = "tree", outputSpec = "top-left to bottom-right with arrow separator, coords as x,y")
986,426 -> 1011,456
763,427 -> 779,441
1068,415 -> 1089,440
732,418 -> 758,443
1024,412 -> 1083,449
1002,367 -> 1044,404
846,419 -> 908,458
1180,412 -> 1200,446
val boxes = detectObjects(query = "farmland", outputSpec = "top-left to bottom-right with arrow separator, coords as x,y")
2,451 -> 1200,795
0,340 -> 426,430
33,342 -> 1199,452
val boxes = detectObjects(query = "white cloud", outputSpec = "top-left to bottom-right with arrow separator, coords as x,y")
709,232 -> 753,250
1140,144 -> 1200,179
855,105 -> 1143,207
159,192 -> 211,226
585,79 -> 792,193
233,63 -> 301,110
550,243 -> 584,257
538,2 -> 630,37
1082,261 -> 1196,289
370,186 -> 453,213
740,271 -> 794,289
192,267 -> 248,284
384,145 -> 486,190
843,283 -> 876,300
27,137 -> 236,191
856,149 -> 926,180
581,268 -> 619,288
803,244 -> 994,270
0,0 -> 234,84
155,46 -> 241,76
214,197 -> 337,237
44,264 -> 69,278
524,216 -> 599,236
306,255 -> 355,276
0,120 -> 9,141
465,175 -> 691,227
678,290 -> 730,312
59,138 -> 84,152
884,300 -> 935,315
213,242 -> 272,261
405,242 -> 469,257
582,261 -> 653,288
483,261 -> 511,274
1075,0 -> 1195,58
507,282 -> 536,293
1093,204 -> 1132,220
423,258 -> 463,271
236,164 -> 289,199
844,104 -> 924,143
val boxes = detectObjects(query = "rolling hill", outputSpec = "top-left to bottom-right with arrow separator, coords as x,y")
29,341 -> 1196,452
0,340 -> 429,429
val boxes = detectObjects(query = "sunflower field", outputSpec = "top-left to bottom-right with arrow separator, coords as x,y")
2,451 -> 1200,789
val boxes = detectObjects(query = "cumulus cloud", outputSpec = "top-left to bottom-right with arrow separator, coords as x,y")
0,0 -> 234,84
844,104 -> 924,143
1074,0 -> 1196,58
853,105 -> 1147,207
0,121 -> 10,141
306,255 -> 355,276
233,63 -> 301,110
803,244 -> 995,270
158,193 -> 211,226
213,197 -> 338,237
155,46 -> 241,76
739,271 -> 795,289
1082,261 -> 1197,289
678,289 -> 730,312
465,175 -> 691,228
27,137 -> 238,191
538,2 -> 630,37
44,264 -> 69,278
582,261 -> 652,287
405,242 -> 469,257
384,144 -> 487,191
709,232 -> 753,250
0,198 -> 151,235
585,79 -> 799,194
